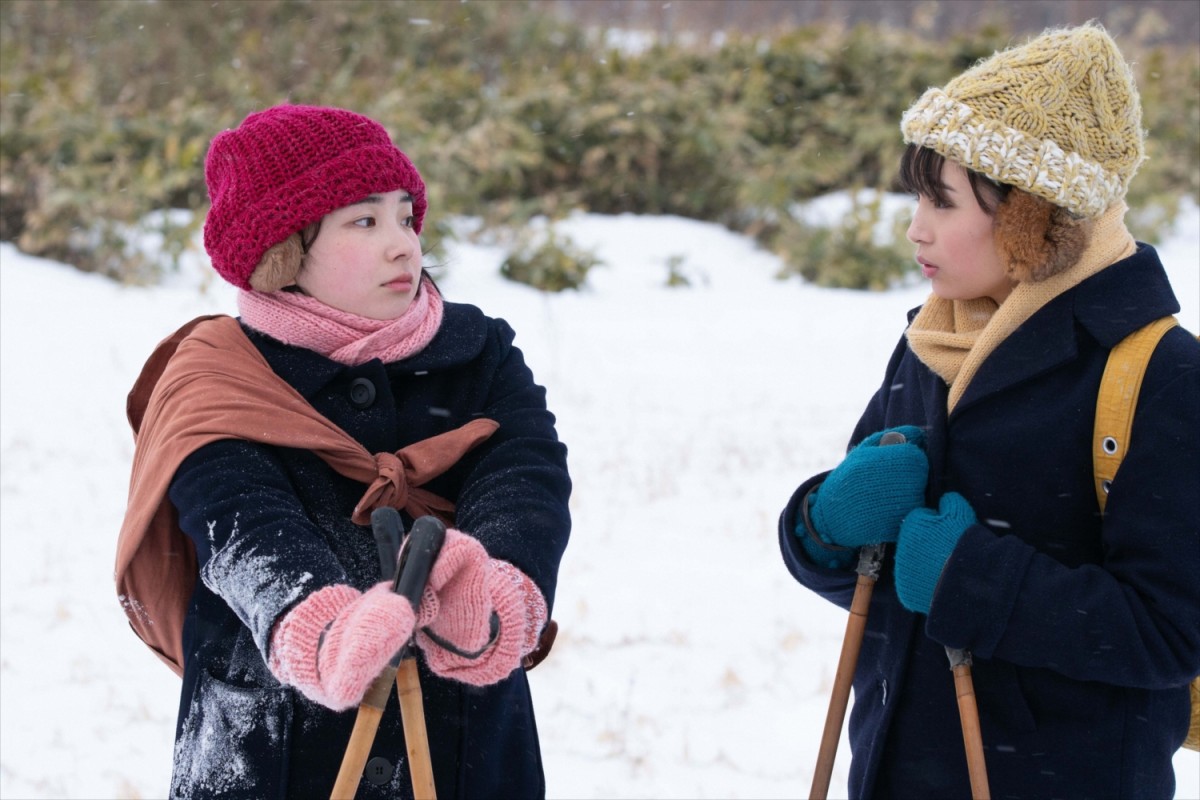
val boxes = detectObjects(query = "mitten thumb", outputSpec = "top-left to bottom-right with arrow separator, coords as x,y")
894,492 -> 976,615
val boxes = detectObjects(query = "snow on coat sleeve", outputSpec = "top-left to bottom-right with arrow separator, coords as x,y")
169,438 -> 351,659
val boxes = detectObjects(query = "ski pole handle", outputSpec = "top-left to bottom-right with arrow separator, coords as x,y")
394,516 -> 446,612
393,517 -> 445,800
356,507 -> 409,714
373,506 -> 404,583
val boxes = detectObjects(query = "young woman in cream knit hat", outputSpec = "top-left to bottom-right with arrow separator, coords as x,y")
116,105 -> 571,798
779,23 -> 1199,798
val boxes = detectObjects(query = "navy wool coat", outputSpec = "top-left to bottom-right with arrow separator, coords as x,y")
780,245 -> 1199,799
166,302 -> 571,799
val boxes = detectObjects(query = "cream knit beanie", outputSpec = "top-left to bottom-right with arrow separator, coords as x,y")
901,23 -> 1145,220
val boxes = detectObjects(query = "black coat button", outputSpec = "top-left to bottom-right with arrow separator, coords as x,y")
364,756 -> 393,786
349,377 -> 376,409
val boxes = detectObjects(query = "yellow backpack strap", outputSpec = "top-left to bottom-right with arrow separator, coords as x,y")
1093,316 -> 1179,511
1093,315 -> 1200,753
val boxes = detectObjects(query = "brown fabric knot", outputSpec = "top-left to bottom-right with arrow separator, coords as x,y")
350,418 -> 502,526
360,451 -> 410,514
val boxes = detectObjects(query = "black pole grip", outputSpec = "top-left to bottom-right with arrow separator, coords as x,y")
394,516 -> 447,611
371,507 -> 404,582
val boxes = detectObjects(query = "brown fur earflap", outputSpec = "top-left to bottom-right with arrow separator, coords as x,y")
993,190 -> 1093,283
248,233 -> 303,292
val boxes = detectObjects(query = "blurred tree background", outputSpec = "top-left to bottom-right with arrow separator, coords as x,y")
1,0 -> 1196,290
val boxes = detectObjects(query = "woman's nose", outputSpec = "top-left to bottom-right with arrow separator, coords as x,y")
385,220 -> 415,260
906,208 -> 928,245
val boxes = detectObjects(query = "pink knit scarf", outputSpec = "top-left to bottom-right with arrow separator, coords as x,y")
237,277 -> 444,366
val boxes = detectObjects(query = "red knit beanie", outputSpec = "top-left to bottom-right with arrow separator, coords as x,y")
203,104 -> 427,290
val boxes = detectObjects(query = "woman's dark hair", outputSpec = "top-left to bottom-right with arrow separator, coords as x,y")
898,144 -> 1011,214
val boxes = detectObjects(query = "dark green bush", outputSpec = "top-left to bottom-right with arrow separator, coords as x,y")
2,1 -> 1196,288
773,191 -> 915,290
499,230 -> 602,292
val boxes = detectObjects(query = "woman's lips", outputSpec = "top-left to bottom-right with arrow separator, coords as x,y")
917,256 -> 938,278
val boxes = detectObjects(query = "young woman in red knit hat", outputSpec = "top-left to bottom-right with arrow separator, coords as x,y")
116,104 -> 572,798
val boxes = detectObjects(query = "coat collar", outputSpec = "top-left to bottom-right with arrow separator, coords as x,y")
943,244 -> 1179,414
1070,243 -> 1181,347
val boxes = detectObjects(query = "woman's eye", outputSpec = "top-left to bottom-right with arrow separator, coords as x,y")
353,217 -> 376,228
401,215 -> 415,229
917,192 -> 951,211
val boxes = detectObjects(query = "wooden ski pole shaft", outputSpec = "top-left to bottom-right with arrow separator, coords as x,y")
946,647 -> 990,800
810,429 -> 908,800
331,670 -> 395,799
810,542 -> 885,800
396,659 -> 437,798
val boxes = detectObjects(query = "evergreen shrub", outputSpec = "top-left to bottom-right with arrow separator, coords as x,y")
2,1 -> 1195,288
499,230 -> 602,292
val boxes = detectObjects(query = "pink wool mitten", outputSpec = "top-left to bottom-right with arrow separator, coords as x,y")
268,582 -> 417,711
416,529 -> 547,686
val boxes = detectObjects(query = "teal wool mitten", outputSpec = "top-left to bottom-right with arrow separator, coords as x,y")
806,426 -> 929,549
894,492 -> 977,614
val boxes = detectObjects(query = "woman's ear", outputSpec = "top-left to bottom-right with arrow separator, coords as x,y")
994,190 -> 1092,283
248,233 -> 303,292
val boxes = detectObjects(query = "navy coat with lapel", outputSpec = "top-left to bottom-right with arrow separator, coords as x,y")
780,245 -> 1200,799
165,301 -> 571,799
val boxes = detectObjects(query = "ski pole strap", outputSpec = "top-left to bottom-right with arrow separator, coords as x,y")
420,613 -> 501,659
523,620 -> 559,671
801,486 -> 851,553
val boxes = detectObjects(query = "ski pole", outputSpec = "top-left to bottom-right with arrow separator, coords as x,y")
946,647 -> 990,799
391,516 -> 445,800
331,511 -> 446,800
810,430 -> 907,800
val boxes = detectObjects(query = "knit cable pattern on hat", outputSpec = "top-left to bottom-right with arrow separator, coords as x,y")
901,23 -> 1144,219
237,276 -> 444,366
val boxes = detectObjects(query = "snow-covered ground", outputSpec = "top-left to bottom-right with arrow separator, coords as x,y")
2,196 -> 1197,798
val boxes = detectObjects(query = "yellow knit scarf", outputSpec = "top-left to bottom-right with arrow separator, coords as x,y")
906,202 -> 1136,412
